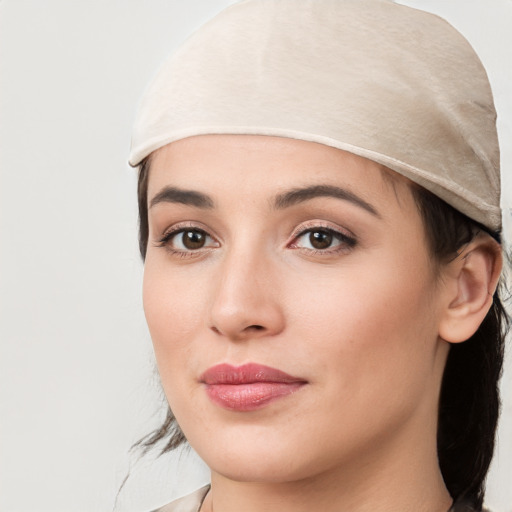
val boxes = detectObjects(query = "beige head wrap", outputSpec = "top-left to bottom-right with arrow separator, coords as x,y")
130,0 -> 501,231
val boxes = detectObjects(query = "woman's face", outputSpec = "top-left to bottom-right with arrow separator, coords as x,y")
143,134 -> 450,483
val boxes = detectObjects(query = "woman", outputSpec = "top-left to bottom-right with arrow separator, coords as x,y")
129,0 -> 508,511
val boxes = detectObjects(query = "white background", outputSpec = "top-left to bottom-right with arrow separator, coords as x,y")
0,1 -> 510,511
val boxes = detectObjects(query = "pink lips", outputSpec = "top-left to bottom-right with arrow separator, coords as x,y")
200,363 -> 307,411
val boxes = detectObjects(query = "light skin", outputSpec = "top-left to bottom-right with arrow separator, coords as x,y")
143,134 -> 501,512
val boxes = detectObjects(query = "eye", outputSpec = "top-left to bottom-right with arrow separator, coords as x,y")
158,227 -> 219,253
290,226 -> 356,253
302,230 -> 335,250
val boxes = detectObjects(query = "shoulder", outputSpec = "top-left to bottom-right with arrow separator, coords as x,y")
151,485 -> 210,512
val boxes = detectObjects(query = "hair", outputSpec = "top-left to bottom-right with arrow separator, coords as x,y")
134,154 -> 509,510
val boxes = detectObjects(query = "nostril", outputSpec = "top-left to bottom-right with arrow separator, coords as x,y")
210,324 -> 265,336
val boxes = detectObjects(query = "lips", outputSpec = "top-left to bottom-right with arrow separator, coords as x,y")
200,363 -> 307,411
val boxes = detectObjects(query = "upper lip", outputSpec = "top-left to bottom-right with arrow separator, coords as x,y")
200,363 -> 306,385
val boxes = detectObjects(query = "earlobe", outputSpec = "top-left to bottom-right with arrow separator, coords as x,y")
439,234 -> 502,344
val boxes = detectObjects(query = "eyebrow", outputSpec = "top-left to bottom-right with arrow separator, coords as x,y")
149,183 -> 380,217
149,186 -> 215,209
273,185 -> 380,217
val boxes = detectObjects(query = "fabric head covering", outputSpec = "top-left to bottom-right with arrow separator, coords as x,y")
130,0 -> 501,231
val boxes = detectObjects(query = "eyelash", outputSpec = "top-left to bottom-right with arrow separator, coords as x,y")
289,224 -> 357,255
156,222 -> 357,258
156,223 -> 219,258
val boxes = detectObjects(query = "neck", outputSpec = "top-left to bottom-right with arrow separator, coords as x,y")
201,410 -> 452,512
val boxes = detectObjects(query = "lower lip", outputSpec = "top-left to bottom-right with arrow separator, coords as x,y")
205,382 -> 304,411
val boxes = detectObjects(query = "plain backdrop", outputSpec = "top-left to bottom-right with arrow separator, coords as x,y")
1,1 -> 511,511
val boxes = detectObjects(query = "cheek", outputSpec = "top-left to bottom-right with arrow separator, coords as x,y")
275,261 -> 440,465
142,257 -> 204,371
288,254 -> 439,397
142,259 -> 212,426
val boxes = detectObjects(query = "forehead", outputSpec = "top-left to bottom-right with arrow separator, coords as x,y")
147,135 -> 415,209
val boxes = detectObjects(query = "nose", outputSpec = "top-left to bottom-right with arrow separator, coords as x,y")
208,249 -> 285,341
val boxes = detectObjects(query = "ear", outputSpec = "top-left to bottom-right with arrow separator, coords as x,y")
438,233 -> 502,344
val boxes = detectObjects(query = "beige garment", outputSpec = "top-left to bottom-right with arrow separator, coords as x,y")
150,485 -> 489,512
130,0 -> 501,231
152,485 -> 210,512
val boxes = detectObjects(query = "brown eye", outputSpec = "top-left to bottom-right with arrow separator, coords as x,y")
309,230 -> 333,249
182,230 -> 207,250
159,227 -> 218,253
292,226 -> 357,253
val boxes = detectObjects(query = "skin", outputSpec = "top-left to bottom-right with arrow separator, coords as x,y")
143,134 -> 499,512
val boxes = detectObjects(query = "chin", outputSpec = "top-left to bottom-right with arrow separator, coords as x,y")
208,450 -> 315,483
187,422 -> 338,484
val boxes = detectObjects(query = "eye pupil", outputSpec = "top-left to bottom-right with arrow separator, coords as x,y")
183,230 -> 206,249
309,230 -> 332,249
